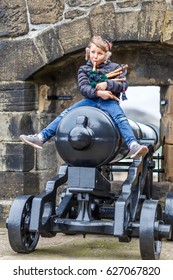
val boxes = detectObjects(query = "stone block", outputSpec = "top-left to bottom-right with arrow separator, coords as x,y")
28,0 -> 64,24
160,85 -> 173,116
89,3 -> 117,41
0,39 -> 44,81
0,81 -> 37,112
116,0 -> 139,8
59,18 -> 91,54
152,181 -> 173,200
111,179 -> 173,200
0,143 -> 34,172
0,200 -> 12,227
38,169 -> 59,193
125,44 -> 173,86
0,112 -> 38,141
139,1 -> 167,41
0,171 -> 39,199
64,9 -> 87,20
160,115 -> 173,144
36,113 -> 57,131
0,0 -> 29,38
66,0 -> 100,7
162,8 -> 173,45
35,28 -> 64,64
115,11 -> 139,41
162,144 -> 173,182
36,141 -> 58,171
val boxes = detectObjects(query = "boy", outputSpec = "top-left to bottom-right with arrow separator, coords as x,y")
20,36 -> 148,159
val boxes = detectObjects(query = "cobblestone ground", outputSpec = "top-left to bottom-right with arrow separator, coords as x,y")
0,228 -> 173,260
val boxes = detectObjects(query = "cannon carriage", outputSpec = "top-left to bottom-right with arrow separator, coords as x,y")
6,106 -> 173,259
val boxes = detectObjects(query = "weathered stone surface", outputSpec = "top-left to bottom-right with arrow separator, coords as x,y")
0,0 -> 28,38
160,85 -> 173,116
160,116 -> 173,144
0,81 -> 37,112
64,9 -> 87,20
0,27 -> 65,81
0,143 -> 34,172
162,8 -> 173,45
36,153 -> 64,192
0,39 -> 44,81
36,113 -> 57,132
34,27 -> 64,64
28,0 -> 64,24
37,170 -> 57,192
162,144 -> 173,182
0,200 -> 12,227
36,142 -> 58,171
66,0 -> 101,7
59,18 -> 92,54
0,112 -> 39,142
0,171 -> 39,199
112,43 -> 173,86
89,4 -> 117,41
138,1 -> 167,41
111,180 -> 173,200
152,181 -> 173,200
115,11 -> 139,41
116,0 -> 139,8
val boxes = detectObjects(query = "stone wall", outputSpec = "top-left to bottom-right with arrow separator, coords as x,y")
1,0 -> 173,225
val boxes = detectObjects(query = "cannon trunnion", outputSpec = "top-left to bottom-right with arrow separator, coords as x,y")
7,107 -> 173,259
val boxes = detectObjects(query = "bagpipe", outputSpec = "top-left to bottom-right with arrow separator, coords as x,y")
89,62 -> 128,101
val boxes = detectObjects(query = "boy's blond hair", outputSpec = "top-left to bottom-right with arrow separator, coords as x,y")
85,36 -> 112,61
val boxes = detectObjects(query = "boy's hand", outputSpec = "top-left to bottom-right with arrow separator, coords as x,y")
96,81 -> 107,90
96,90 -> 114,100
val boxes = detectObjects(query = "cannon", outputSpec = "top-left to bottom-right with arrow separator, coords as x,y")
6,106 -> 173,259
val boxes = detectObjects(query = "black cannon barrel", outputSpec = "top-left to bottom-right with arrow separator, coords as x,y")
55,106 -> 158,167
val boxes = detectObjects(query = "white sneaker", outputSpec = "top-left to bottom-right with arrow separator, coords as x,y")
20,134 -> 43,149
129,143 -> 148,159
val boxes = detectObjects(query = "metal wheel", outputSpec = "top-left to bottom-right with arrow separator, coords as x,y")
163,192 -> 173,240
7,195 -> 39,253
139,200 -> 162,260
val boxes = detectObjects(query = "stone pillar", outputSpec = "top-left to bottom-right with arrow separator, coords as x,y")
0,81 -> 62,225
160,85 -> 173,182
0,81 -> 39,226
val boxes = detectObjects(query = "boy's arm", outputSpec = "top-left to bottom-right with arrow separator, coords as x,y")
106,63 -> 128,94
78,66 -> 98,99
106,79 -> 128,94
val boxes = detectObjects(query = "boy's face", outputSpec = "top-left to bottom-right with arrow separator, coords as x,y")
89,43 -> 106,66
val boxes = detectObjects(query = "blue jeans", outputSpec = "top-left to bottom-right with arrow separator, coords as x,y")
40,98 -> 136,147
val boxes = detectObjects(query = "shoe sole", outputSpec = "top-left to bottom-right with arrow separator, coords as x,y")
130,146 -> 148,159
19,135 -> 43,149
